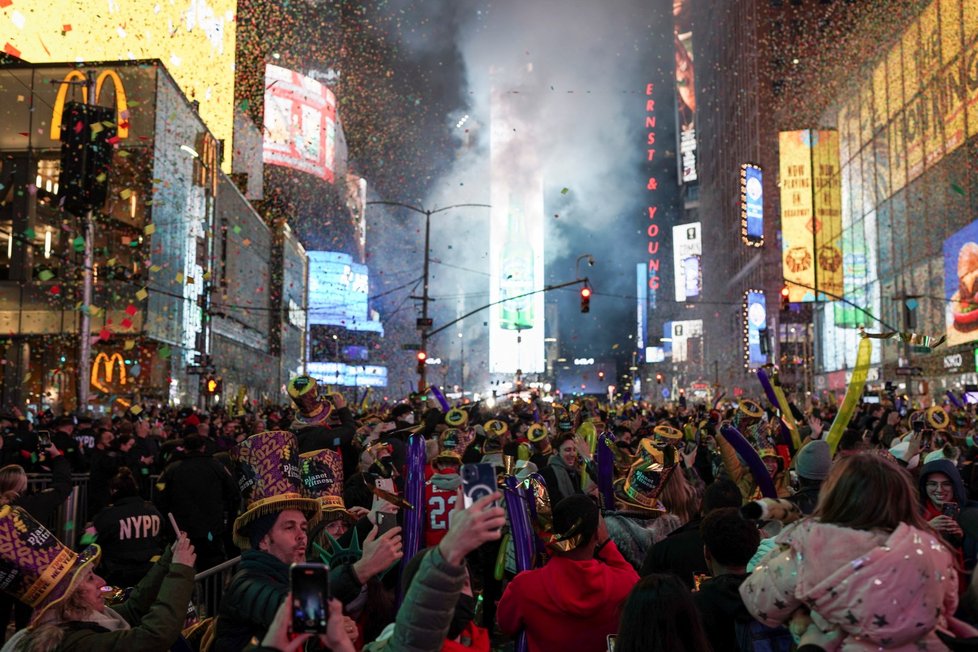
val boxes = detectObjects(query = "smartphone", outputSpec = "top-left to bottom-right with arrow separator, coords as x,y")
375,510 -> 397,536
290,563 -> 330,634
693,573 -> 711,591
36,431 -> 52,449
943,502 -> 961,519
460,462 -> 497,509
606,634 -> 617,652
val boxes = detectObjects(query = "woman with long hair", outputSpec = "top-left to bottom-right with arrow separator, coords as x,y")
741,453 -> 967,650
540,433 -> 586,509
615,574 -> 711,651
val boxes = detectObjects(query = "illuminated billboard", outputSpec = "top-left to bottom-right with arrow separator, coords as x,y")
488,71 -> 545,375
1,0 -> 237,172
779,130 -> 843,302
673,0 -> 697,183
263,64 -> 337,183
307,362 -> 387,388
741,164 -> 763,246
743,291 -> 768,369
636,263 -> 647,350
944,219 -> 978,347
665,320 -> 703,363
307,251 -> 383,334
673,222 -> 702,302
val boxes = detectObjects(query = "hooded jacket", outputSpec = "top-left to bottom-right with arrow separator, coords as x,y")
918,459 -> 978,572
693,573 -> 753,652
496,540 -> 638,652
741,519 -> 959,651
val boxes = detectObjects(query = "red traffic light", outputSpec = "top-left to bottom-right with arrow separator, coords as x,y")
417,351 -> 427,362
581,287 -> 592,298
580,286 -> 591,313
780,286 -> 790,298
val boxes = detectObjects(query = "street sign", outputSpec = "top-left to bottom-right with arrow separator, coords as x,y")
416,318 -> 433,329
186,365 -> 215,375
401,343 -> 421,351
895,367 -> 923,376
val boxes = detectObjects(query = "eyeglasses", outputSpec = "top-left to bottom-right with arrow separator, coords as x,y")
926,481 -> 953,490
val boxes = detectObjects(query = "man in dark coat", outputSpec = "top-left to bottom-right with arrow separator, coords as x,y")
155,435 -> 239,570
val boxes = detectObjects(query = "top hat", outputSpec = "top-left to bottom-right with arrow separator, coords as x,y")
233,430 -> 322,548
0,505 -> 101,626
527,423 -> 548,443
614,460 -> 674,515
445,407 -> 469,428
287,376 -> 333,426
300,448 -> 353,525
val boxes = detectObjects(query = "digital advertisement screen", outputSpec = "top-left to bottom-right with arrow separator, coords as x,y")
636,263 -> 647,350
307,251 -> 383,333
673,0 -> 697,183
306,362 -> 387,388
778,130 -> 843,302
263,64 -> 337,183
665,320 -> 703,363
1,0 -> 237,172
744,291 -> 767,369
944,219 -> 978,347
673,222 -> 702,302
741,164 -> 763,245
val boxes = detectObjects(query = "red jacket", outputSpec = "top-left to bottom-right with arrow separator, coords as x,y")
442,622 -> 490,652
496,540 -> 638,652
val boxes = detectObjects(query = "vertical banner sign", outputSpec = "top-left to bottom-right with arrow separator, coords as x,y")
743,290 -> 768,369
636,263 -> 647,350
645,83 -> 660,310
741,164 -> 763,246
673,0 -> 697,183
673,222 -> 702,302
778,130 -> 843,301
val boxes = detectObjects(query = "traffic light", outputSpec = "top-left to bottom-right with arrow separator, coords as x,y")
780,285 -> 790,311
580,286 -> 591,313
417,351 -> 427,374
59,102 -> 116,216
655,372 -> 664,384
203,375 -> 222,396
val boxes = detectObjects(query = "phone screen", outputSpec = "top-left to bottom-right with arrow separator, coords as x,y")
375,511 -> 397,536
290,563 -> 330,634
460,462 -> 497,509
36,431 -> 51,448
606,634 -> 617,652
943,502 -> 961,519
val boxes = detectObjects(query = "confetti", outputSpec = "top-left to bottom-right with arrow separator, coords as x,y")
135,288 -> 148,301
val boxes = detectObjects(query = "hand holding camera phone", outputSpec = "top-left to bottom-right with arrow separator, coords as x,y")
374,510 -> 398,537
943,502 -> 961,519
461,463 -> 497,509
290,563 -> 330,634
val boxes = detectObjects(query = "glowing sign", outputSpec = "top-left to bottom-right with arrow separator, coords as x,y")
645,83 -> 661,309
673,222 -> 702,302
263,64 -> 337,183
741,164 -> 763,246
91,352 -> 127,393
2,0 -> 237,172
778,130 -> 843,302
307,251 -> 382,333
306,362 -> 388,388
51,69 -> 129,141
636,263 -> 647,350
674,0 -> 697,183
743,290 -> 768,369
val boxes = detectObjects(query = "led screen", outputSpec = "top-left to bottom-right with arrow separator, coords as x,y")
263,64 -> 337,183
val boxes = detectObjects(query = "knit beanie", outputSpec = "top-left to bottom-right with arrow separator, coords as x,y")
794,440 -> 831,481
247,511 -> 282,550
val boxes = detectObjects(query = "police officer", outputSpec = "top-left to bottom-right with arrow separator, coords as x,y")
92,466 -> 164,588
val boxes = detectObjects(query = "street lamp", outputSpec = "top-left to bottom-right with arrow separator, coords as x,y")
366,200 -> 490,391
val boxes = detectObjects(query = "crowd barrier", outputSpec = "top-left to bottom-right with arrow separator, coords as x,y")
193,556 -> 241,619
25,473 -> 89,546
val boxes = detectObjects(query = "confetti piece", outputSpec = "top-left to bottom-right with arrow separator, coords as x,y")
119,188 -> 132,200
175,272 -> 184,283
130,405 -> 142,415
561,187 -> 570,194
38,270 -> 54,281
121,317 -> 133,329
135,288 -> 148,301
124,339 -> 135,351
952,183 -> 965,196
72,236 -> 85,252
3,43 -> 20,59
159,346 -> 171,359
62,24 -> 72,32
125,304 -> 137,316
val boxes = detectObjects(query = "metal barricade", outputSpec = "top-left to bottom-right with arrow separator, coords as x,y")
25,473 -> 90,547
193,556 -> 241,619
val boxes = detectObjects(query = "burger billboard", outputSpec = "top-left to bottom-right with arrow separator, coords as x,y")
944,219 -> 978,346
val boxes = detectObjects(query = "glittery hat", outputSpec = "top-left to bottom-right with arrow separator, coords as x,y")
445,407 -> 469,428
233,430 -> 322,548
614,460 -> 673,515
527,423 -> 548,443
484,419 -> 508,438
300,448 -> 351,523
287,375 -> 333,426
0,505 -> 101,626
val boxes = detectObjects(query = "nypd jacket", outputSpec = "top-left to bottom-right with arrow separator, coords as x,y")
92,495 -> 164,585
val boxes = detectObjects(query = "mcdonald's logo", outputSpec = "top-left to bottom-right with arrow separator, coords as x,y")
51,69 -> 129,141
91,352 -> 127,393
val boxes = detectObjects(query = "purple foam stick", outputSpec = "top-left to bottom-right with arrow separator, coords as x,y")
597,432 -> 616,511
755,369 -> 780,409
720,424 -> 777,499
429,385 -> 451,412
401,433 -> 426,567
948,390 -> 965,410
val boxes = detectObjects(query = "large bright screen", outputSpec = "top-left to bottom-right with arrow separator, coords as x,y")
263,64 -> 337,183
307,251 -> 382,333
944,219 -> 978,347
1,0 -> 236,172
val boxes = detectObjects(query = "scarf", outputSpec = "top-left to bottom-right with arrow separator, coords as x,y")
547,454 -> 578,502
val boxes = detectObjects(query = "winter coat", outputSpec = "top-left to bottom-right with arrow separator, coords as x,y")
639,516 -> 708,589
1,547 -> 194,651
14,454 -> 72,530
92,495 -> 164,588
362,546 -> 472,652
155,451 -> 239,542
496,540 -> 638,652
693,573 -> 753,652
602,512 -> 655,571
539,456 -> 583,509
741,519 -> 959,651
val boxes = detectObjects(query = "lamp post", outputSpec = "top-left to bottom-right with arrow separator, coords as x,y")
366,200 -> 490,392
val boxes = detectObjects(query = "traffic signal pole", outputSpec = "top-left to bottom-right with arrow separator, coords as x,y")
77,71 -> 97,412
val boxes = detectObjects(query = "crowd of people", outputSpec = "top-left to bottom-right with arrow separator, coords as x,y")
3,376 -> 978,650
